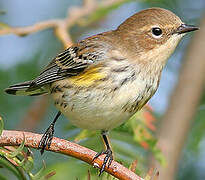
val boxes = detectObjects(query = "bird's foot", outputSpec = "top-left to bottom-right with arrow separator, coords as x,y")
93,148 -> 113,176
38,123 -> 54,155
38,111 -> 61,155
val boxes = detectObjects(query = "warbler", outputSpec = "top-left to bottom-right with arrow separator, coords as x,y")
5,8 -> 198,174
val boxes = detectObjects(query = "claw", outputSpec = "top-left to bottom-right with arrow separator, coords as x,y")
38,123 -> 54,154
93,148 -> 113,176
38,111 -> 61,154
92,131 -> 113,175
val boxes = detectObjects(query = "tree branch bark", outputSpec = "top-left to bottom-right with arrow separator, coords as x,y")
0,130 -> 144,180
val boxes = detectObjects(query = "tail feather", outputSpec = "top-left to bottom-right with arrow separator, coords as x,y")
5,81 -> 48,96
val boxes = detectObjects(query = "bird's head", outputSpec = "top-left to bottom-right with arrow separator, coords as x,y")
115,8 -> 199,63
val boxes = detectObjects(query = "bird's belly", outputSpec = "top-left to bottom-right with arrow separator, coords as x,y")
61,103 -> 131,130
51,76 -> 158,130
53,89 -> 133,130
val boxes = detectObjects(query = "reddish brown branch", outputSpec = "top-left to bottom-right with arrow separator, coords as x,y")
0,130 -> 144,180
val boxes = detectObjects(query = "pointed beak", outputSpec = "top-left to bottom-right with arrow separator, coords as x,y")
175,24 -> 199,34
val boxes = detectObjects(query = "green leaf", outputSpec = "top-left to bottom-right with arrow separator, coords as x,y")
21,155 -> 34,173
0,174 -> 9,180
0,116 -> 4,135
0,155 -> 27,180
0,22 -> 10,29
0,10 -> 6,15
9,135 -> 25,158
74,129 -> 98,142
30,161 -> 46,180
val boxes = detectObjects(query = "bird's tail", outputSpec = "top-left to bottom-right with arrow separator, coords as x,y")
5,81 -> 48,96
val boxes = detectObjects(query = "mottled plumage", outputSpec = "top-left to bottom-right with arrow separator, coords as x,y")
5,7 -> 199,174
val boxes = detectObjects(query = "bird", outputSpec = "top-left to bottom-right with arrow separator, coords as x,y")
5,7 -> 199,175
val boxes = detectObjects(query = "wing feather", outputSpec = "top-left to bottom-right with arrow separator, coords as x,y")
30,40 -> 107,89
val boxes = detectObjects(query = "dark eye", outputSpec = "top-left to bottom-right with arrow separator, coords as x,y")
151,27 -> 162,38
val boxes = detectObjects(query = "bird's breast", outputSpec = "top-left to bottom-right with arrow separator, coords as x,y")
50,63 -> 160,130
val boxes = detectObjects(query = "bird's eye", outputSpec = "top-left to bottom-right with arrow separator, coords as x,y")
151,27 -> 162,38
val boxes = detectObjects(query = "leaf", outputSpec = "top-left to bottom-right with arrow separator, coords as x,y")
126,106 -> 166,165
0,116 -> 4,135
43,171 -> 56,179
0,22 -> 11,29
186,108 -> 205,153
21,153 -> 34,173
129,159 -> 138,172
0,10 -> 6,15
0,174 -> 9,180
31,161 -> 46,180
0,155 -> 27,180
144,168 -> 159,180
74,129 -> 97,143
9,134 -> 25,158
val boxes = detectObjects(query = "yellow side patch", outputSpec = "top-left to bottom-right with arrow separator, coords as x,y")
69,66 -> 106,87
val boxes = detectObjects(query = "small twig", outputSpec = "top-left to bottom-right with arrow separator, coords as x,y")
0,130 -> 144,180
0,0 -> 124,48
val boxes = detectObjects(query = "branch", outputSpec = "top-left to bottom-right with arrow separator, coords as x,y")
0,0 -> 126,48
1,1 -> 147,179
0,130 -> 144,180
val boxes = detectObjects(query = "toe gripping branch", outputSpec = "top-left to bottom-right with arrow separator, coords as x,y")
38,114 -> 113,176
38,111 -> 61,154
93,131 -> 113,176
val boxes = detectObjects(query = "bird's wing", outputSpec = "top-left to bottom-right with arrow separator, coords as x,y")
30,40 -> 107,89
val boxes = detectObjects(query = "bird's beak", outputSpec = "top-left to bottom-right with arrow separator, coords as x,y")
175,24 -> 199,34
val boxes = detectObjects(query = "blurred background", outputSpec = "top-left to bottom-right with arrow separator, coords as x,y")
0,0 -> 205,179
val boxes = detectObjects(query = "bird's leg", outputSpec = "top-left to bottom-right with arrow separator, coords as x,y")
38,111 -> 61,154
93,131 -> 113,176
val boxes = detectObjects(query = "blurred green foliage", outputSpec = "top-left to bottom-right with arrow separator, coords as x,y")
0,118 -> 56,180
0,0 -> 204,179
